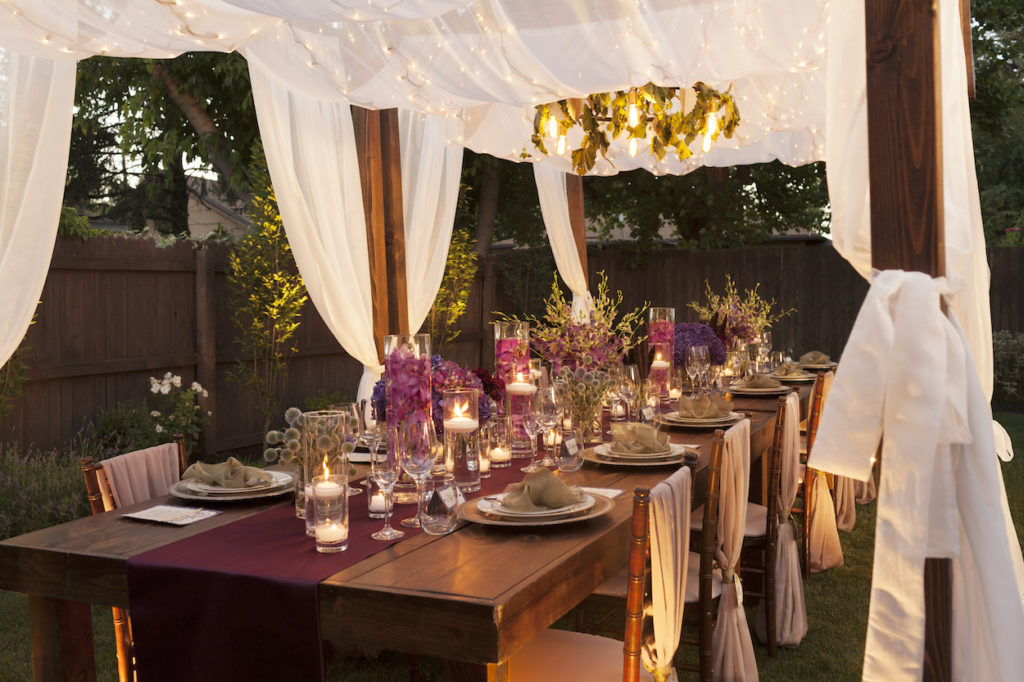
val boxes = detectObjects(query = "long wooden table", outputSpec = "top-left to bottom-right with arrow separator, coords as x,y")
0,389 -> 805,681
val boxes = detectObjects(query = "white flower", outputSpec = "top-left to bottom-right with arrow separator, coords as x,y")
202,389 -> 209,398
171,375 -> 182,387
164,371 -> 173,379
150,410 -> 161,417
150,384 -> 160,394
190,381 -> 203,393
207,410 -> 213,417
155,425 -> 164,433
160,384 -> 171,395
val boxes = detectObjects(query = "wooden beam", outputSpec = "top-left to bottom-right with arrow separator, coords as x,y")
565,174 -> 588,279
352,107 -> 390,362
28,595 -> 96,682
960,0 -> 975,100
379,108 -> 410,336
864,1 -> 950,680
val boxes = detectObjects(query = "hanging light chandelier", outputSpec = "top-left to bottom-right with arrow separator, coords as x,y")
530,82 -> 740,175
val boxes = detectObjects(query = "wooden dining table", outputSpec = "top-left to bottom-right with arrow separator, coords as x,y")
0,386 -> 808,682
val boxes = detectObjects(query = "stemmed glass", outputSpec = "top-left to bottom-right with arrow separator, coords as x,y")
695,346 -> 711,392
520,403 -> 542,473
618,365 -> 639,420
396,420 -> 441,529
369,424 -> 404,541
534,386 -> 563,467
686,345 -> 708,397
338,402 -> 364,496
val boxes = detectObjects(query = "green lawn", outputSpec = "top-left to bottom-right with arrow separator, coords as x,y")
2,413 -> 1022,681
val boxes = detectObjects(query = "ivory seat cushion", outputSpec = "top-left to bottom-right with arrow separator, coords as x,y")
691,502 -> 769,538
508,628 -> 654,682
591,551 -> 723,603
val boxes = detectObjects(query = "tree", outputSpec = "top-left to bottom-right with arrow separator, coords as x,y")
427,228 -> 479,350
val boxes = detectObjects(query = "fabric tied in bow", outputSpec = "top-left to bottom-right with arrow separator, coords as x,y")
774,362 -> 806,377
677,394 -> 732,419
499,467 -> 584,512
182,457 -> 274,489
738,374 -> 781,389
799,350 -> 830,365
610,422 -> 670,454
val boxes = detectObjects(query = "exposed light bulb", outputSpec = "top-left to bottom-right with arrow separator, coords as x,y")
547,116 -> 558,138
628,137 -> 639,157
627,103 -> 639,127
556,135 -> 567,156
702,111 -> 719,153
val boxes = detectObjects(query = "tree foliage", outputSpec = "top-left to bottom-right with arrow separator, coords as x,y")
227,143 -> 308,430
427,228 -> 479,350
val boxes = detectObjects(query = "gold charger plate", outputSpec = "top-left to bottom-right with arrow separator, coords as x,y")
169,480 -> 293,503
458,493 -> 615,527
727,384 -> 790,396
584,449 -> 686,468
660,410 -> 743,428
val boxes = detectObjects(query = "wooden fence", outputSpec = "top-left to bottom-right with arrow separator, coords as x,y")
2,236 -> 1021,455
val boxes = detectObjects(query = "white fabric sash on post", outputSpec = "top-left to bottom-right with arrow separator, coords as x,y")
533,164 -> 594,321
711,419 -> 758,681
643,466 -> 691,680
811,270 -> 1024,682
249,66 -> 384,402
0,51 -> 76,369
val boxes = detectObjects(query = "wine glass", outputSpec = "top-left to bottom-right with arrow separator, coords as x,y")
686,345 -> 706,397
338,402 -> 364,496
369,425 -> 404,541
534,386 -> 563,467
695,345 -> 711,392
396,420 -> 441,529
520,404 -> 542,473
618,365 -> 639,420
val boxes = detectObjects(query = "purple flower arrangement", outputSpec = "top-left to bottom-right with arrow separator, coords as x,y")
384,345 -> 432,427
373,355 -> 494,434
674,322 -> 727,367
494,337 -> 529,378
648,320 -> 675,347
687,276 -> 793,347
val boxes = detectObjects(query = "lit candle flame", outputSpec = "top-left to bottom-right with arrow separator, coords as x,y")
452,400 -> 468,419
628,137 -> 638,157
702,111 -> 718,153
516,372 -> 525,382
322,459 -> 329,478
556,134 -> 566,156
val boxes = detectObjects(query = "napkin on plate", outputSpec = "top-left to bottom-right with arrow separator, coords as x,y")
182,457 -> 275,489
774,362 -> 806,377
799,350 -> 831,364
676,394 -> 733,419
500,468 -> 584,512
737,374 -> 782,389
610,422 -> 670,454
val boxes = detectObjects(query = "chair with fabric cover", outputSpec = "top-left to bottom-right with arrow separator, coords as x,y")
80,434 -> 188,682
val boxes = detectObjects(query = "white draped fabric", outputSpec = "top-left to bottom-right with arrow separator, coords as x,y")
223,0 -> 472,22
811,270 -> 1024,682
643,466 -> 691,680
399,110 -> 464,334
0,51 -> 76,378
248,67 -> 384,401
712,419 -> 758,682
824,0 -> 1011,460
533,164 -> 594,320
807,370 -> 843,573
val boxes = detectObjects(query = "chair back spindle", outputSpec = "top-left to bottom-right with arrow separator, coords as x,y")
622,488 -> 651,682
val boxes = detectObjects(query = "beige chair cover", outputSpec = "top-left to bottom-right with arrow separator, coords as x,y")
642,466 -> 692,680
808,473 -> 844,572
835,474 -> 857,531
756,392 -> 807,647
100,443 -> 180,508
711,419 -> 758,681
854,468 -> 877,503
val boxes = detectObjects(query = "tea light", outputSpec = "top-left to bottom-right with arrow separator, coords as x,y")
368,492 -> 386,513
314,479 -> 343,498
611,403 -> 626,418
668,387 -> 682,399
315,521 -> 348,544
544,430 -> 563,447
479,456 -> 491,474
650,359 -> 671,371
490,446 -> 511,462
506,380 -> 537,396
443,415 -> 479,432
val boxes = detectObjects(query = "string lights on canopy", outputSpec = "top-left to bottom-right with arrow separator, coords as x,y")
530,82 -> 740,175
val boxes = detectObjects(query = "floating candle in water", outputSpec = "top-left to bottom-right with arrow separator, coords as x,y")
314,480 -> 343,498
315,522 -> 348,544
506,381 -> 537,395
490,446 -> 510,462
611,404 -> 626,418
368,493 -> 386,513
650,360 -> 671,370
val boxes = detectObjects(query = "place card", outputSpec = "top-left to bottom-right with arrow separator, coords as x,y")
123,505 -> 221,526
578,486 -> 626,499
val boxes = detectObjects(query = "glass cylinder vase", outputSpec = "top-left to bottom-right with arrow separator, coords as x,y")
648,341 -> 672,397
494,321 -> 530,384
504,371 -> 537,457
442,388 -> 481,493
648,307 -> 676,390
384,333 -> 432,428
301,410 -> 347,536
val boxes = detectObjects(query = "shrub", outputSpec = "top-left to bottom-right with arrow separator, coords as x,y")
304,390 -> 342,411
93,402 -> 161,456
993,330 -> 1024,407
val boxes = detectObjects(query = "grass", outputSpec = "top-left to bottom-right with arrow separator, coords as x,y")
2,414 -> 1022,681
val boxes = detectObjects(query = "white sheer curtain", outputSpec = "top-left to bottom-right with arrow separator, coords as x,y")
248,66 -> 383,401
533,164 -> 593,320
0,51 -> 76,368
223,0 -> 472,21
400,110 -> 463,334
825,0 -> 1011,459
811,270 -> 1024,682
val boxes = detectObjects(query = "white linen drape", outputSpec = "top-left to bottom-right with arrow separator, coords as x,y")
0,51 -> 76,369
223,0 -> 471,22
248,66 -> 383,401
711,419 -> 758,682
532,164 -> 594,320
807,370 -> 843,572
642,466 -> 691,680
824,0 -> 1012,460
811,270 -> 1024,682
399,110 -> 463,335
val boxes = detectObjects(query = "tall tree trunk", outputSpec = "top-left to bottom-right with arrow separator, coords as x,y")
474,160 -> 500,259
169,153 -> 189,235
150,62 -> 252,205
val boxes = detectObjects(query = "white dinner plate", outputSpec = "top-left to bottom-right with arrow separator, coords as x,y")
660,411 -> 743,427
596,443 -> 683,459
459,494 -> 614,527
773,371 -> 815,382
185,470 -> 292,495
170,477 -> 293,503
727,384 -> 789,395
799,362 -> 837,370
584,449 -> 687,468
478,493 -> 595,518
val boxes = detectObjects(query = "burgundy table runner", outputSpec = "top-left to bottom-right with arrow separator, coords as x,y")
126,465 -> 526,682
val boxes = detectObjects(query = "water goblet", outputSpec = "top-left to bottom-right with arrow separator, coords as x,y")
534,386 -> 563,467
686,345 -> 706,397
396,420 -> 441,529
369,425 -> 404,541
520,409 -> 542,473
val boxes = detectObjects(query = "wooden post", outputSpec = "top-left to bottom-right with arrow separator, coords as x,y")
379,108 -> 410,336
195,248 -> 216,458
565,174 -> 588,280
28,595 -> 96,682
960,0 -> 975,100
864,1 -> 950,680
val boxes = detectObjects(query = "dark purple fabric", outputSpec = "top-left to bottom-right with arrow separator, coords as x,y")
126,465 -> 527,682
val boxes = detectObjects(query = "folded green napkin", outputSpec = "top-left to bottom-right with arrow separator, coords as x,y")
182,457 -> 275,489
774,362 -> 806,377
676,394 -> 733,419
800,350 -> 830,364
610,422 -> 670,454
500,468 -> 584,512
738,374 -> 782,388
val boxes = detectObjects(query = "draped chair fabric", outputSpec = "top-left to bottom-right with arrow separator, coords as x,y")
835,475 -> 857,531
854,469 -> 877,504
807,370 -> 844,572
711,419 -> 758,682
811,270 -> 1024,682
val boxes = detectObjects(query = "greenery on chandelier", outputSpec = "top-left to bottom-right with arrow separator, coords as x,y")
530,82 -> 740,175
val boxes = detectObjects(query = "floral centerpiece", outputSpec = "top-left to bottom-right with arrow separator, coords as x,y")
372,356 -> 497,435
674,322 -> 727,367
505,272 -> 646,443
687,276 -> 793,347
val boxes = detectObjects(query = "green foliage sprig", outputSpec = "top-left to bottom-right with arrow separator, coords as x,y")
688,276 -> 793,346
530,82 -> 740,175
227,143 -> 308,431
0,319 -> 32,421
428,228 -> 478,349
